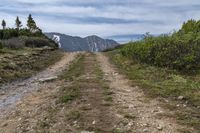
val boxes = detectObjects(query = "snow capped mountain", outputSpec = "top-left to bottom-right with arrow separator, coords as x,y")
45,33 -> 119,52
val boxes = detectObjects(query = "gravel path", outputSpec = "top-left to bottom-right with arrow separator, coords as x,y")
0,52 -> 194,133
96,53 -> 190,133
0,52 -> 77,117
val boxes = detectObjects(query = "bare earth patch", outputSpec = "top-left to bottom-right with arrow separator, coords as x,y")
96,53 -> 195,133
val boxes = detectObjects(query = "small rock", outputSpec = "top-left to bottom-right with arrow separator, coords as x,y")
1,122 -> 8,127
39,76 -> 58,82
92,120 -> 96,125
143,123 -> 148,127
178,96 -> 184,100
143,128 -> 148,132
157,125 -> 163,130
114,72 -> 118,76
81,131 -> 94,133
128,122 -> 133,126
183,104 -> 187,107
0,91 -> 5,95
164,99 -> 169,103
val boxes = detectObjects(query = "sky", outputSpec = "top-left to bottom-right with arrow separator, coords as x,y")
0,0 -> 200,42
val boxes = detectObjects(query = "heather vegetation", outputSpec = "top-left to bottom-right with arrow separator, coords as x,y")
120,19 -> 200,72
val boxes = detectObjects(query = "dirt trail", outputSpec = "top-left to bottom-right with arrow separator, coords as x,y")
0,52 -> 77,117
96,53 -> 191,133
0,52 -> 193,133
61,53 -> 118,132
0,53 -> 136,133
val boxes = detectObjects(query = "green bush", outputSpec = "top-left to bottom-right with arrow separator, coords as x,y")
120,20 -> 200,73
24,37 -> 56,48
1,37 -> 24,49
0,29 -> 19,39
0,28 -> 44,40
0,42 -> 2,49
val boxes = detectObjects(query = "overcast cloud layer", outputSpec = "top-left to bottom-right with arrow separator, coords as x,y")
0,0 -> 200,42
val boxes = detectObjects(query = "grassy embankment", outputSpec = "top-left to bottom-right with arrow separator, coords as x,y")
106,19 -> 200,131
0,15 -> 63,85
0,48 -> 63,85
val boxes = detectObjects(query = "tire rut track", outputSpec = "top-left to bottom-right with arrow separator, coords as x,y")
96,53 -> 192,133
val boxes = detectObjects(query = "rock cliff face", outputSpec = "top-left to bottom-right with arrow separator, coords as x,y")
45,33 -> 119,52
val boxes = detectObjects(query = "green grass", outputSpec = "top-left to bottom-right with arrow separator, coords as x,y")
106,50 -> 200,131
60,85 -> 80,103
104,96 -> 113,102
59,54 -> 85,103
0,48 -> 63,84
60,54 -> 85,81
66,111 -> 81,121
107,50 -> 200,106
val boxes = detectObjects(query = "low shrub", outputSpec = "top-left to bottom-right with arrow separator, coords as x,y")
23,37 -> 56,48
0,42 -> 2,49
1,37 -> 24,49
120,19 -> 200,73
0,29 -> 19,40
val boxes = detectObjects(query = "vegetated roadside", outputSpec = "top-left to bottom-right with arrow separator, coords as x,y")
0,48 -> 63,85
0,14 -> 62,85
0,52 -> 77,133
106,19 -> 200,132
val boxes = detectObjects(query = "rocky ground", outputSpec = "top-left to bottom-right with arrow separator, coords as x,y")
0,52 -> 195,133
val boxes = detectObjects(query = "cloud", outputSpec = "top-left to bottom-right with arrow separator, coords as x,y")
0,0 -> 200,42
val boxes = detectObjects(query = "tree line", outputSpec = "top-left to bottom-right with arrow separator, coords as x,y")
0,14 -> 43,40
1,14 -> 39,31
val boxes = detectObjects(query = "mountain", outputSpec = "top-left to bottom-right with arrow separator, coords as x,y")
45,33 -> 120,52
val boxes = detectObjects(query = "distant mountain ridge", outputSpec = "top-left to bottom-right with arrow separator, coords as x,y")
45,33 -> 119,52
108,34 -> 144,43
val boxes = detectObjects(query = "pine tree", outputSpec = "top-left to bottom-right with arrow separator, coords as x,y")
2,19 -> 6,30
27,14 -> 37,31
16,16 -> 22,30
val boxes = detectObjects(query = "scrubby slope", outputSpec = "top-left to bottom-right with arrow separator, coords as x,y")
106,19 -> 200,131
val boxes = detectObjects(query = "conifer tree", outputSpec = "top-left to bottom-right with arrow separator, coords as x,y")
16,16 -> 22,30
2,19 -> 6,30
27,14 -> 37,31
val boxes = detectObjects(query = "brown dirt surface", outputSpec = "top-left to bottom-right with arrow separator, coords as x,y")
0,52 -> 196,133
0,52 -> 77,133
96,53 -> 196,133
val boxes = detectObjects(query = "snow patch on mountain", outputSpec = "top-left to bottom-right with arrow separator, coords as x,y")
52,35 -> 61,48
45,33 -> 119,52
